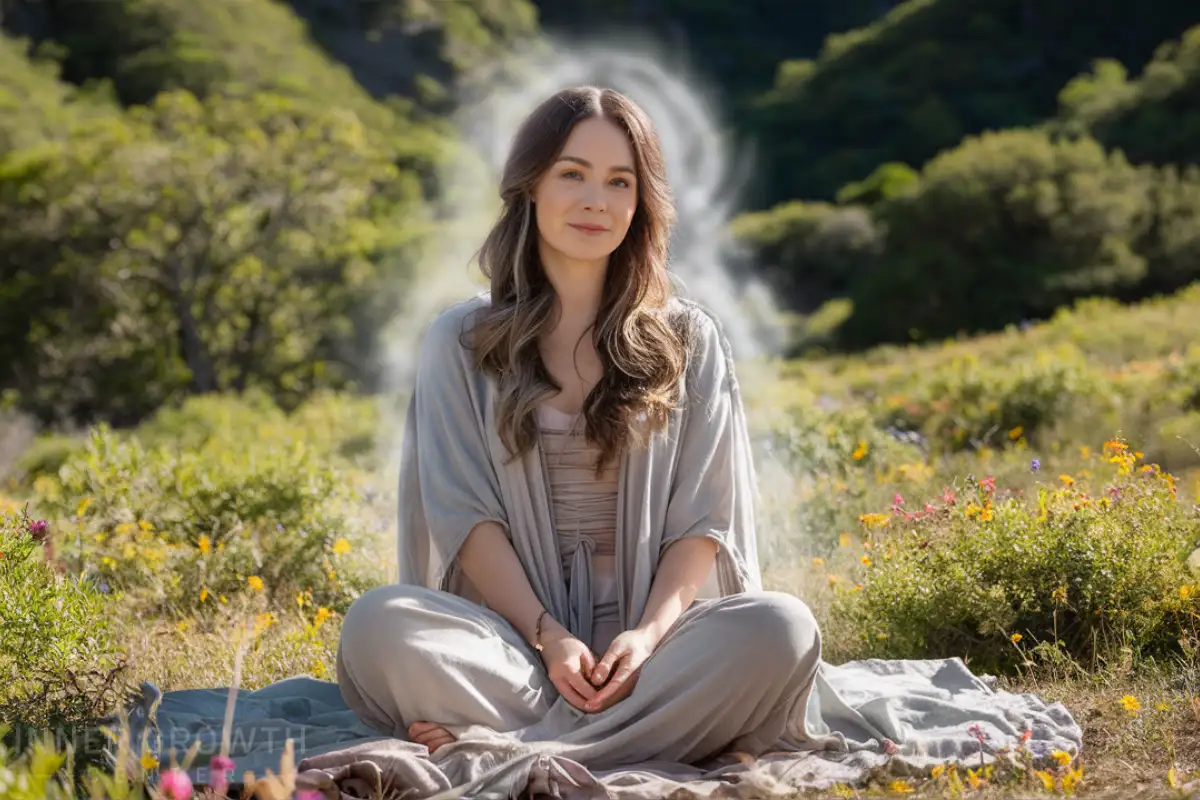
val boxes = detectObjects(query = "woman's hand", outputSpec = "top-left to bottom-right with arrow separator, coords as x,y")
538,619 -> 600,711
584,628 -> 656,713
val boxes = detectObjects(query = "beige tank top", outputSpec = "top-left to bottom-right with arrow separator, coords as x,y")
536,404 -> 622,654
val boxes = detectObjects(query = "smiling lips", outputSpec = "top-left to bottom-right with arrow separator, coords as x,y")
569,223 -> 608,235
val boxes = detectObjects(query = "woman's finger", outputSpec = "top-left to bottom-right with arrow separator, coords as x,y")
554,678 -> 590,711
592,644 -> 625,684
567,668 -> 599,701
588,662 -> 636,708
425,734 -> 455,754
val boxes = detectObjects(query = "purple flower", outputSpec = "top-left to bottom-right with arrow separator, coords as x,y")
28,519 -> 49,541
1030,459 -> 1041,473
159,768 -> 193,800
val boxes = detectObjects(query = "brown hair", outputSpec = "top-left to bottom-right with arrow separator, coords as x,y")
465,85 -> 691,472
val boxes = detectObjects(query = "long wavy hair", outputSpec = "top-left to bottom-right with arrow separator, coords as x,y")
465,86 -> 692,472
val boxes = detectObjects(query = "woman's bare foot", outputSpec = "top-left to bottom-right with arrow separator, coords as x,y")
408,721 -> 456,755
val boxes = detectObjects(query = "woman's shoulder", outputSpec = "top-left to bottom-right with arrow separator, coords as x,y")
421,293 -> 492,357
664,296 -> 729,360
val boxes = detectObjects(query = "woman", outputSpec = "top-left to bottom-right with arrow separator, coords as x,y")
333,87 -> 1083,781
336,85 -> 827,767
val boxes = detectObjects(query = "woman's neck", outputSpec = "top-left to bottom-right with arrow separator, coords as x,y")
539,245 -> 606,336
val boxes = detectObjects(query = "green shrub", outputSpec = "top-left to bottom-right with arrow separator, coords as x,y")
32,424 -> 384,616
832,442 -> 1200,672
0,506 -> 131,733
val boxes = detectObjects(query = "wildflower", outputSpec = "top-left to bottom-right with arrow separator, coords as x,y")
1169,766 -> 1179,789
1062,764 -> 1083,793
1120,695 -> 1141,713
1009,425 -> 1024,440
812,557 -> 825,567
1059,474 -> 1075,487
1051,585 -> 1069,604
827,575 -> 841,587
1031,458 -> 1041,472
1035,770 -> 1056,790
1051,750 -> 1072,767
839,533 -> 851,548
1181,585 -> 1194,601
141,752 -> 158,771
931,764 -> 946,779
254,611 -> 277,634
1157,702 -> 1169,711
247,575 -> 264,592
1020,727 -> 1032,742
967,723 -> 989,744
882,738 -> 899,755
158,768 -> 192,800
1010,633 -> 1023,644
860,555 -> 872,567
892,493 -> 905,508
980,476 -> 996,494
76,497 -> 91,518
978,503 -> 994,522
210,754 -> 235,797
852,440 -> 868,461
332,537 -> 352,555
28,519 -> 48,542
941,488 -> 956,505
859,513 -> 890,529
313,607 -> 333,629
200,587 -> 208,603
888,779 -> 913,793
197,535 -> 211,555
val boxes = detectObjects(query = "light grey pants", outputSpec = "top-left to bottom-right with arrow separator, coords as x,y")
336,585 -> 822,768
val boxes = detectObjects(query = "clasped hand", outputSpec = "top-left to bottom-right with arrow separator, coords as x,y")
539,624 -> 655,713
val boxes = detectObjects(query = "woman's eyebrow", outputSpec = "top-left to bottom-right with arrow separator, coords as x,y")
557,155 -> 636,175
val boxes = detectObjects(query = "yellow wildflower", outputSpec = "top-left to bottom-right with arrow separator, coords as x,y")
254,611 -> 277,634
1059,474 -> 1075,487
860,555 -> 872,567
116,523 -> 134,536
247,575 -> 264,592
887,779 -> 913,793
852,440 -> 868,461
200,587 -> 208,603
839,533 -> 851,548
1008,425 -> 1023,440
827,575 -> 841,587
1052,584 -> 1069,605
1120,695 -> 1141,713
138,520 -> 154,532
1062,764 -> 1083,793
931,764 -> 946,779
1181,585 -> 1194,601
1051,750 -> 1072,767
812,557 -> 825,567
966,767 -> 982,789
140,752 -> 158,771
313,606 -> 333,629
978,503 -> 994,522
332,537 -> 352,555
1010,632 -> 1023,644
1035,770 -> 1056,791
1080,445 -> 1091,459
1157,702 -> 1169,711
1168,766 -> 1179,789
219,594 -> 228,604
76,497 -> 92,517
859,513 -> 890,529
176,620 -> 191,633
197,535 -> 212,554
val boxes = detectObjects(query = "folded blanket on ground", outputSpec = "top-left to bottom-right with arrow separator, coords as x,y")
103,657 -> 1082,799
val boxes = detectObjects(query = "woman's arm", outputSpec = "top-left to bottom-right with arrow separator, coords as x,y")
634,536 -> 719,647
456,520 -> 546,645
456,521 -> 602,708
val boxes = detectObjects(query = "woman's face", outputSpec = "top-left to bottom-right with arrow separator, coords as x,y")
531,116 -> 639,268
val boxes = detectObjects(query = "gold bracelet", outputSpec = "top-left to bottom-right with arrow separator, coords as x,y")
533,609 -> 550,652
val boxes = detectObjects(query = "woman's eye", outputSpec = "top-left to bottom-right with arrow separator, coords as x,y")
562,169 -> 582,179
611,178 -> 631,188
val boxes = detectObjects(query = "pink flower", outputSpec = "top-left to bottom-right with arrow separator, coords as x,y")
882,738 -> 899,755
209,755 -> 234,796
980,476 -> 996,494
159,768 -> 193,800
28,519 -> 48,542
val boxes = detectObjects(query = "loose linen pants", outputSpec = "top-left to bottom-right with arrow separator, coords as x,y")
336,585 -> 822,768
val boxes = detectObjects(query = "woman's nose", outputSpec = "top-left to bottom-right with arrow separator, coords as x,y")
581,182 -> 607,211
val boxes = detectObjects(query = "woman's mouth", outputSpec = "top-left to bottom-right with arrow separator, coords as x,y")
569,223 -> 608,235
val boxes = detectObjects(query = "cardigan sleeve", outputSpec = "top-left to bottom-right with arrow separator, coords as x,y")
397,302 -> 509,586
660,306 -> 748,554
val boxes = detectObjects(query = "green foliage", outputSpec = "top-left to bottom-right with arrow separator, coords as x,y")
833,448 -> 1200,673
750,0 -> 1198,204
1058,25 -> 1200,167
29,393 -> 389,617
0,507 -> 131,732
0,87 -> 423,425
841,130 -> 1156,346
731,200 -> 883,312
